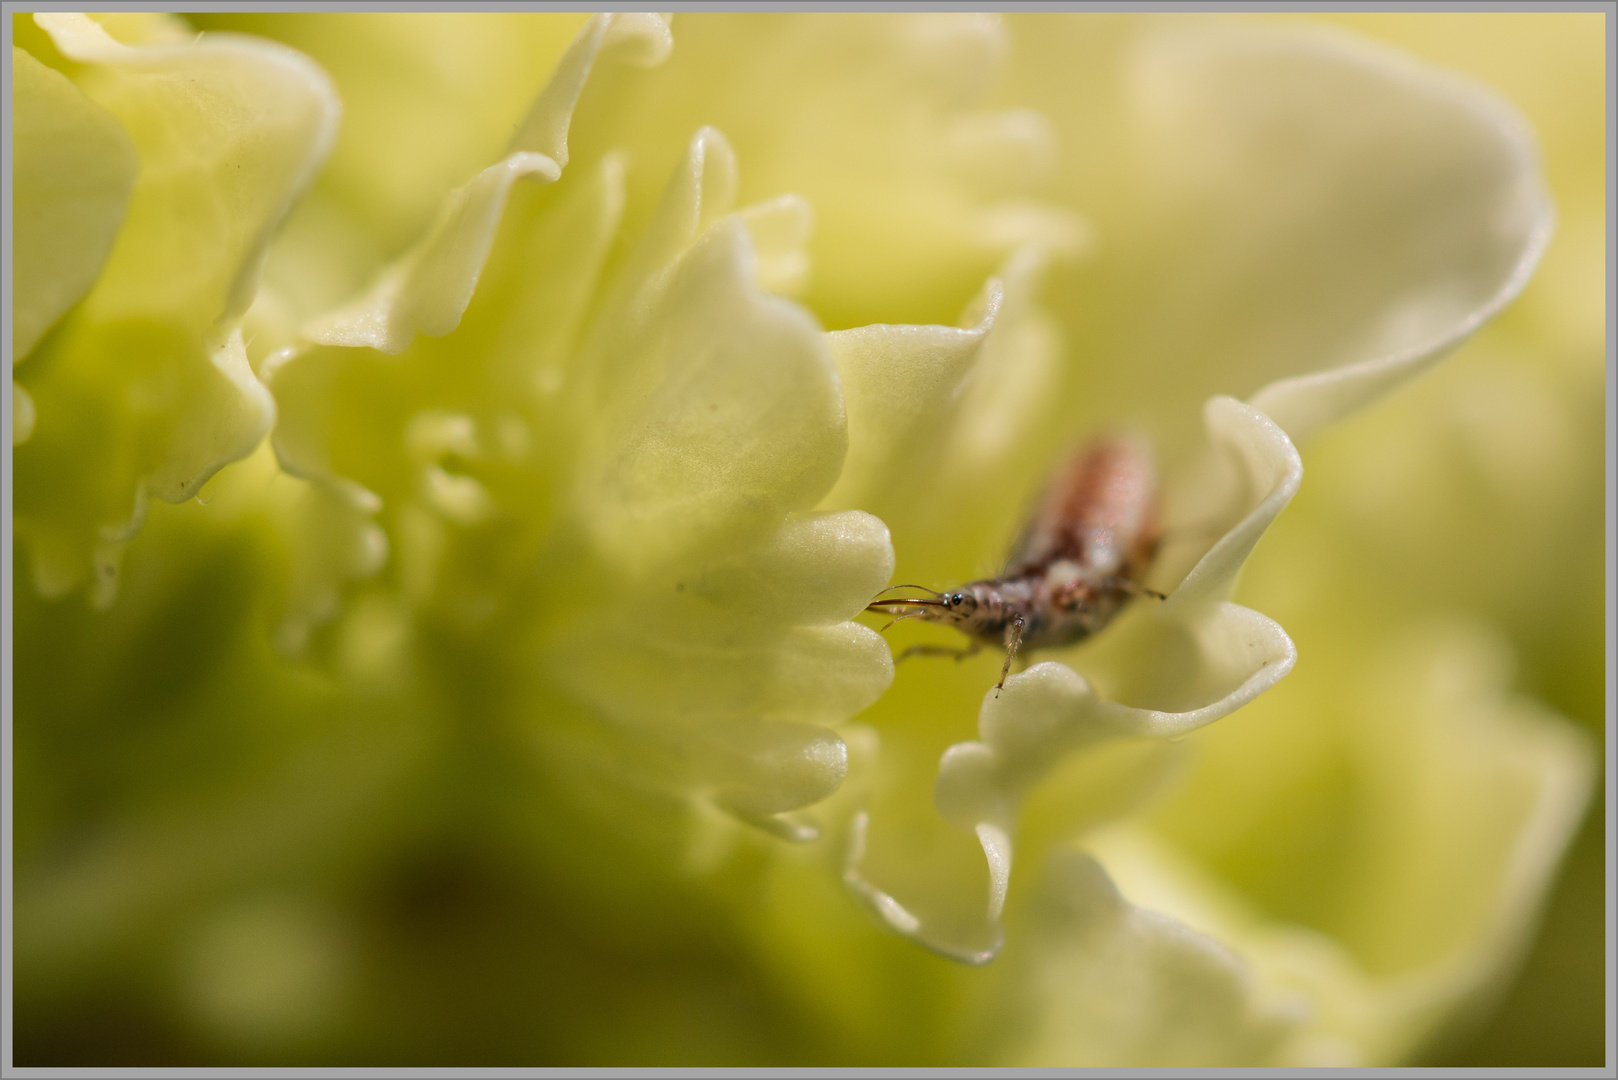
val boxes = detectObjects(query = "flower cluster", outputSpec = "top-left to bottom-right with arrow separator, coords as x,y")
11,12 -> 1597,1065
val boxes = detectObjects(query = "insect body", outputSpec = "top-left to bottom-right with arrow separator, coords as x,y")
867,436 -> 1163,693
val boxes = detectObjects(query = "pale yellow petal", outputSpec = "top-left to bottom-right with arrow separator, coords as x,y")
1125,623 -> 1595,1064
508,12 -> 671,167
11,46 -> 136,360
994,848 -> 1302,1066
1002,16 -> 1552,458
302,152 -> 562,354
33,12 -> 340,326
819,282 -> 1001,512
16,14 -> 338,601
575,195 -> 844,569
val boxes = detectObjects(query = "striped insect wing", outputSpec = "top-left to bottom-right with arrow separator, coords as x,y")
1004,435 -> 1160,578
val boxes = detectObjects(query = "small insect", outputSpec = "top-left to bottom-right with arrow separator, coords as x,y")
867,435 -> 1164,694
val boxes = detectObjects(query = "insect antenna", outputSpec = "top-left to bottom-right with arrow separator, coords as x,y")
865,598 -> 945,612
865,594 -> 945,629
873,584 -> 943,599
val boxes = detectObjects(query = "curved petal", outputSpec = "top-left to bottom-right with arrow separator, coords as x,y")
262,18 -> 660,640
536,508 -> 895,842
981,622 -> 1593,1069
1151,25 -> 1553,442
15,14 -> 338,603
560,13 -> 1087,331
987,847 -> 1303,1066
185,13 -> 594,258
1157,395 -> 1304,603
818,280 -> 1001,513
1109,622 -> 1595,1065
301,152 -> 563,353
654,510 -> 897,629
999,16 -> 1552,461
572,135 -> 845,571
594,124 -> 740,304
841,808 -> 1004,966
11,46 -> 136,361
508,12 -> 672,167
846,393 -> 1299,961
298,14 -> 677,356
32,13 -> 340,327
842,243 -> 1070,585
735,194 -> 815,298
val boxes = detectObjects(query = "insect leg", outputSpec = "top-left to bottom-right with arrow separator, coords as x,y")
995,614 -> 1026,696
895,641 -> 984,665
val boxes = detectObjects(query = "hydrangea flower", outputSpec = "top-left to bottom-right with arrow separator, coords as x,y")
10,12 -> 1596,1065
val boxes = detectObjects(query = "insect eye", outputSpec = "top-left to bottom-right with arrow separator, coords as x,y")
948,592 -> 963,607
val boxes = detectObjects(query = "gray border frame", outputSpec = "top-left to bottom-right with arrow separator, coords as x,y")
3,3 -> 1614,1077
